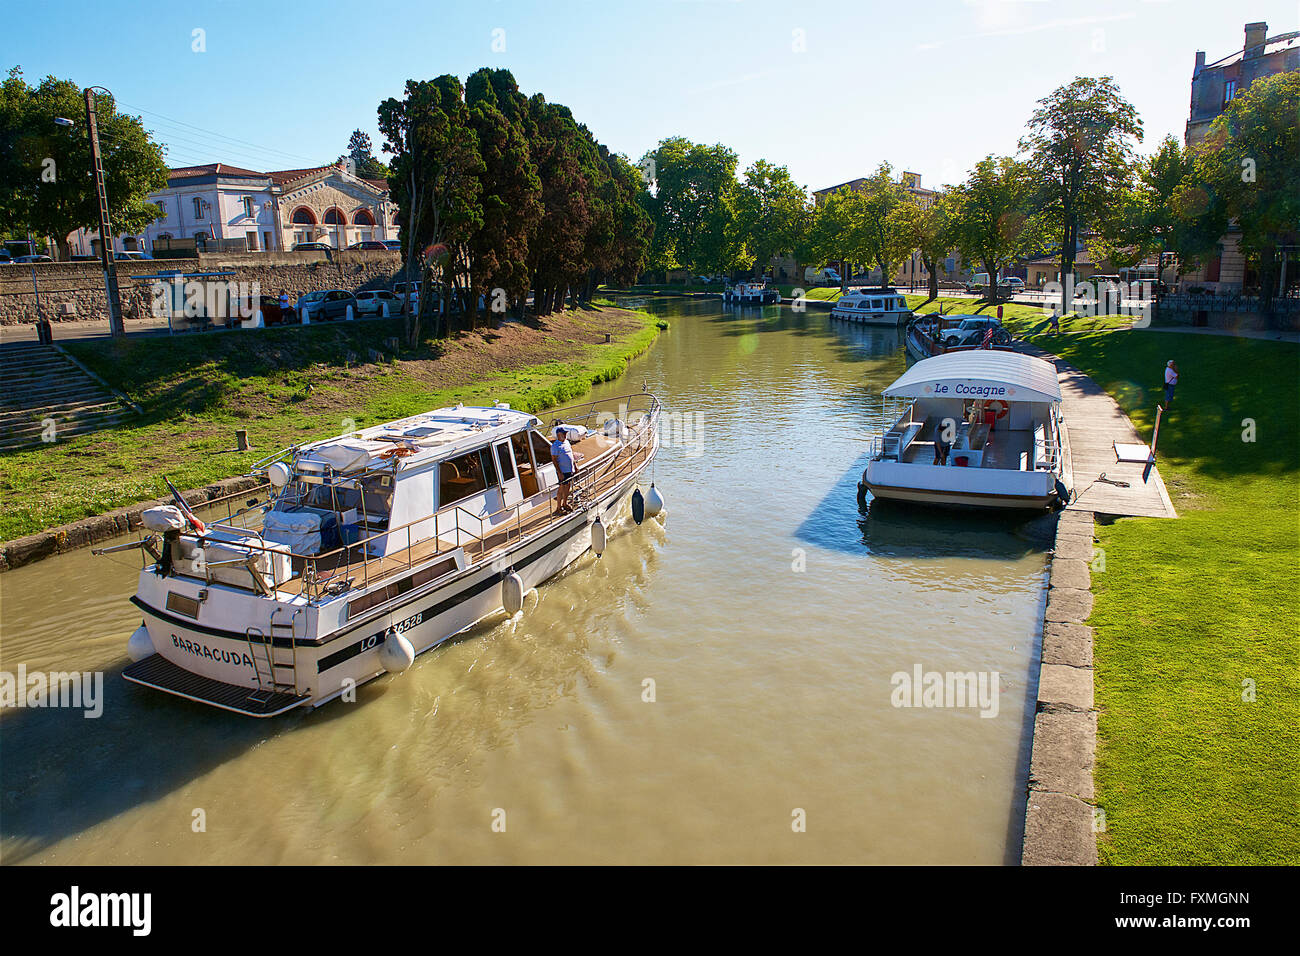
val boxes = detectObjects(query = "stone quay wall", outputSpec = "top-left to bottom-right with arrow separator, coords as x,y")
0,250 -> 409,325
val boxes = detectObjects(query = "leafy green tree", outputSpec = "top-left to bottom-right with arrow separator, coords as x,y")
895,189 -> 957,301
342,129 -> 389,180
378,75 -> 485,343
948,156 -> 1046,305
1020,76 -> 1143,292
640,137 -> 744,277
735,160 -> 810,277
1192,71 -> 1300,312
1094,135 -> 1222,286
465,68 -> 542,323
1,67 -> 167,257
526,95 -> 594,314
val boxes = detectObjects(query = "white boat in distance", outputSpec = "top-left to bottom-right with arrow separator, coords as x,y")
110,393 -> 662,716
830,286 -> 913,325
723,279 -> 781,305
859,351 -> 1072,510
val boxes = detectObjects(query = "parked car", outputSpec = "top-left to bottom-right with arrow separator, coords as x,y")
392,280 -> 421,310
13,254 -> 54,264
69,254 -> 100,262
382,239 -> 402,251
354,290 -> 402,315
1074,274 -> 1123,299
942,317 -> 1009,348
296,289 -> 358,321
291,242 -> 333,253
114,250 -> 151,261
347,240 -> 389,251
999,276 -> 1025,293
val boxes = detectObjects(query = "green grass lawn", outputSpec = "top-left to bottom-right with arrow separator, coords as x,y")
0,308 -> 659,541
1026,327 -> 1300,864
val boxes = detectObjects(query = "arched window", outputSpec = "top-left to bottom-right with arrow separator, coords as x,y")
322,208 -> 345,225
290,207 -> 316,225
352,209 -> 375,226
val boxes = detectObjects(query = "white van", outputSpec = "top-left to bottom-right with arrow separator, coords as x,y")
804,266 -> 842,286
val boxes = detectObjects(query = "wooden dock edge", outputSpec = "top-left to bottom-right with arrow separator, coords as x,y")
1022,508 -> 1100,866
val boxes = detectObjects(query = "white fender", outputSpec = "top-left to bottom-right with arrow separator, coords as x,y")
379,628 -> 415,673
503,571 -> 525,616
591,516 -> 606,557
645,482 -> 665,518
267,461 -> 291,489
127,625 -> 154,662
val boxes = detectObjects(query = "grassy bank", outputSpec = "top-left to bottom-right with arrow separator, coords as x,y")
0,306 -> 660,541
1025,327 -> 1300,864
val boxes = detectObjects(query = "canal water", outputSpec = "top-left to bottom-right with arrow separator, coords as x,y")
0,297 -> 1049,864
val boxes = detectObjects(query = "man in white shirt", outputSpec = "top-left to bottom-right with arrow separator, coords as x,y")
1163,360 -> 1179,409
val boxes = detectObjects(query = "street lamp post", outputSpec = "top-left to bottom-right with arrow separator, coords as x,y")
83,87 -> 125,337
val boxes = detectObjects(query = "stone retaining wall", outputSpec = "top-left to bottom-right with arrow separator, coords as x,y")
1022,509 -> 1100,865
0,475 -> 269,572
0,251 -> 406,325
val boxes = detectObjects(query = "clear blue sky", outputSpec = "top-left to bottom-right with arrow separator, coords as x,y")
4,0 -> 1296,193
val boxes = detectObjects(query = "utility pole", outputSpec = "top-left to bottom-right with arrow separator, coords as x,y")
84,87 -> 125,337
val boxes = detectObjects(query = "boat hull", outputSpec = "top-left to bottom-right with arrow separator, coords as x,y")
831,308 -> 912,326
125,471 -> 645,715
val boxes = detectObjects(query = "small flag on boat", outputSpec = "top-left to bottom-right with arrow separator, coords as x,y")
164,477 -> 206,533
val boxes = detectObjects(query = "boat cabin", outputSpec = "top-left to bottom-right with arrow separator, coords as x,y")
831,287 -> 913,325
261,405 -> 615,560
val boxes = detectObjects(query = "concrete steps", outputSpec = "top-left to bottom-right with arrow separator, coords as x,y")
0,344 -> 137,451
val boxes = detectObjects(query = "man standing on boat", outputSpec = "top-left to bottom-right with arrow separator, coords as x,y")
552,427 -> 577,513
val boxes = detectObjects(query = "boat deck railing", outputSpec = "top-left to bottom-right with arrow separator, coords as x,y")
155,392 -> 662,603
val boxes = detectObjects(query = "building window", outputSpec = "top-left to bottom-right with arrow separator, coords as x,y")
1223,79 -> 1238,107
352,209 -> 375,226
156,200 -> 166,219
290,207 -> 316,225
322,208 -> 345,225
193,197 -> 204,220
243,196 -> 254,218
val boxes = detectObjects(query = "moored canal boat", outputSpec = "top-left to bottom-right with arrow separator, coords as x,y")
904,313 -> 1015,361
859,351 -> 1071,510
830,286 -> 913,325
108,393 -> 662,716
723,279 -> 781,305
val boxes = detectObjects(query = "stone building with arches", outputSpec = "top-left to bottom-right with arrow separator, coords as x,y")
67,162 -> 396,256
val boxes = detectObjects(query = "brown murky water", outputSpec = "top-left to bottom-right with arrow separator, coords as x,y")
0,299 -> 1049,864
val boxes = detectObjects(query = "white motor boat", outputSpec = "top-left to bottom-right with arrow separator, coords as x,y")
723,279 -> 781,305
830,286 -> 913,325
859,351 -> 1071,510
108,393 -> 662,716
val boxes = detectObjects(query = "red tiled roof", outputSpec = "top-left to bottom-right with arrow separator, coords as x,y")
265,166 -> 333,184
168,163 -> 268,180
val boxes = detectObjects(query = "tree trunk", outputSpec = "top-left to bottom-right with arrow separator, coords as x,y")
984,260 -> 1000,305
925,255 -> 939,301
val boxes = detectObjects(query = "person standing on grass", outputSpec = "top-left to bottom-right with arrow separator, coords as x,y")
1163,359 -> 1179,409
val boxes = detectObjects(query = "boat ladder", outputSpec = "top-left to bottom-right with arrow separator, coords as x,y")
245,607 -> 303,702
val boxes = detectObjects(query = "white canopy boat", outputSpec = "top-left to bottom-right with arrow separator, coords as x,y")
858,351 -> 1072,510
105,393 -> 662,716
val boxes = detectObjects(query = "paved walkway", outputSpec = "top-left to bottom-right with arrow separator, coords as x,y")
1022,345 -> 1178,519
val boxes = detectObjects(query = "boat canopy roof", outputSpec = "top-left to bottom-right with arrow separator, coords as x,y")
884,350 -> 1061,403
294,405 -> 539,474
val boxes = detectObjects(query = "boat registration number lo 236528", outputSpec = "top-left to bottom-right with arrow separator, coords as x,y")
394,612 -> 423,634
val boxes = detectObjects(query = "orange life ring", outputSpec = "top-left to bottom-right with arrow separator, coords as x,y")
986,399 -> 1010,420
